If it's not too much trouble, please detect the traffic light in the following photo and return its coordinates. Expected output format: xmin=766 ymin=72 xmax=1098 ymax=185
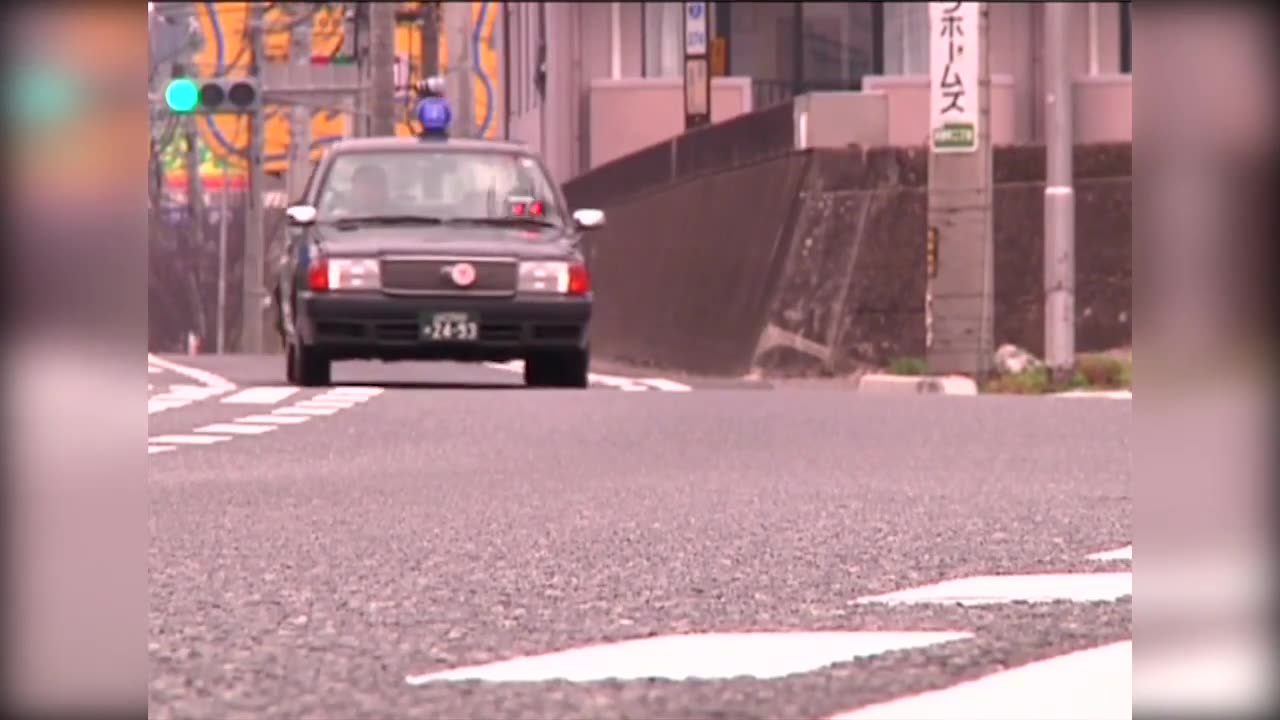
xmin=163 ymin=77 xmax=260 ymax=114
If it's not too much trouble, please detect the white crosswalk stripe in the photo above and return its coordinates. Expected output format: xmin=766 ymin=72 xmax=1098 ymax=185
xmin=149 ymin=386 xmax=386 ymax=456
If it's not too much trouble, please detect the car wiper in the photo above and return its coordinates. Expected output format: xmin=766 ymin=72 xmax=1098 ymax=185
xmin=449 ymin=216 xmax=560 ymax=229
xmin=332 ymin=215 xmax=446 ymax=229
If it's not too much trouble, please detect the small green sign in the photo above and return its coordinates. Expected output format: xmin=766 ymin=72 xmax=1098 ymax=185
xmin=933 ymin=122 xmax=976 ymax=150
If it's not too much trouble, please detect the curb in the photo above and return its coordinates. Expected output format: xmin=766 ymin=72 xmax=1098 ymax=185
xmin=857 ymin=374 xmax=979 ymax=396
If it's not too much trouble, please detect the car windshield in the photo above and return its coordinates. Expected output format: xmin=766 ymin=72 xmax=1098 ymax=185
xmin=314 ymin=149 xmax=565 ymax=226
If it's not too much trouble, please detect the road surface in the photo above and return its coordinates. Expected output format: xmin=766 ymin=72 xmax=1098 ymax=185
xmin=149 ymin=353 xmax=1132 ymax=720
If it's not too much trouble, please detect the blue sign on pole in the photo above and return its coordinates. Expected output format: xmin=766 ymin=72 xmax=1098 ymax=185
xmin=688 ymin=2 xmax=703 ymax=19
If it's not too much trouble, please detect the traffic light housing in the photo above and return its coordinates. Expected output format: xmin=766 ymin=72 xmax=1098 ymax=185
xmin=164 ymin=77 xmax=260 ymax=114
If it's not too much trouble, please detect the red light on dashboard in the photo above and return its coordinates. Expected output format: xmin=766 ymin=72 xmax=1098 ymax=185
xmin=307 ymin=257 xmax=329 ymax=291
xmin=528 ymin=201 xmax=544 ymax=216
xmin=567 ymin=262 xmax=590 ymax=295
xmin=511 ymin=202 xmax=526 ymax=216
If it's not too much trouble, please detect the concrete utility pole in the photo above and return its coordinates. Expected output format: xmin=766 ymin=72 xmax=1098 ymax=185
xmin=241 ymin=1 xmax=268 ymax=353
xmin=183 ymin=115 xmax=208 ymax=345
xmin=287 ymin=2 xmax=312 ymax=202
xmin=369 ymin=2 xmax=398 ymax=136
xmin=443 ymin=1 xmax=475 ymax=137
xmin=925 ymin=2 xmax=995 ymax=379
xmin=1043 ymin=2 xmax=1076 ymax=382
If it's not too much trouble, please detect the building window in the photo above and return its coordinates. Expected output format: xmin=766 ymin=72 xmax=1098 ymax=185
xmin=801 ymin=2 xmax=875 ymax=90
xmin=642 ymin=2 xmax=684 ymax=77
xmin=1119 ymin=1 xmax=1131 ymax=74
xmin=881 ymin=2 xmax=928 ymax=75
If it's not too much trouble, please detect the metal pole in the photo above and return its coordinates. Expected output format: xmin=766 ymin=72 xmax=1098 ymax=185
xmin=241 ymin=1 xmax=267 ymax=353
xmin=217 ymin=160 xmax=228 ymax=354
xmin=444 ymin=1 xmax=475 ymax=138
xmin=1044 ymin=1 xmax=1076 ymax=382
xmin=1086 ymin=3 xmax=1100 ymax=77
xmin=610 ymin=2 xmax=622 ymax=79
xmin=287 ymin=2 xmax=312 ymax=201
xmin=369 ymin=1 xmax=398 ymax=136
xmin=183 ymin=115 xmax=207 ymax=345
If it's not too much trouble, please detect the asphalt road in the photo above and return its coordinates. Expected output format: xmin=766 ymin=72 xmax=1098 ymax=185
xmin=149 ymin=354 xmax=1132 ymax=720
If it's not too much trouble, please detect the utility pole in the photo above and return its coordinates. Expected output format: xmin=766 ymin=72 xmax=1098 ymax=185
xmin=216 ymin=159 xmax=229 ymax=353
xmin=925 ymin=2 xmax=994 ymax=379
xmin=422 ymin=2 xmax=440 ymax=79
xmin=1044 ymin=2 xmax=1076 ymax=382
xmin=287 ymin=2 xmax=312 ymax=202
xmin=443 ymin=2 xmax=474 ymax=137
xmin=369 ymin=2 xmax=398 ymax=136
xmin=241 ymin=1 xmax=268 ymax=353
xmin=183 ymin=113 xmax=207 ymax=346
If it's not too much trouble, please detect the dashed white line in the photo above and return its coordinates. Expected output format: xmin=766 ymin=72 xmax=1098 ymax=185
xmin=194 ymin=423 xmax=278 ymax=436
xmin=220 ymin=386 xmax=301 ymax=405
xmin=271 ymin=406 xmax=342 ymax=416
xmin=148 ymin=445 xmax=177 ymax=455
xmin=149 ymin=434 xmax=231 ymax=446
xmin=237 ymin=414 xmax=311 ymax=425
xmin=829 ymin=641 xmax=1132 ymax=720
xmin=638 ymin=377 xmax=693 ymax=391
xmin=852 ymin=572 xmax=1133 ymax=606
xmin=1088 ymin=545 xmax=1133 ymax=562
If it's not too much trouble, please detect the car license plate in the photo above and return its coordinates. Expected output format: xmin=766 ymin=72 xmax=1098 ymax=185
xmin=421 ymin=312 xmax=479 ymax=341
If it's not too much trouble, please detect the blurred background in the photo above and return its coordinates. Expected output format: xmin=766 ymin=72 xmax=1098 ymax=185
xmin=2 ymin=1 xmax=1277 ymax=717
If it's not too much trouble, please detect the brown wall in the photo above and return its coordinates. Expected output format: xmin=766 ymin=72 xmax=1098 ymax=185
xmin=568 ymin=139 xmax=1131 ymax=377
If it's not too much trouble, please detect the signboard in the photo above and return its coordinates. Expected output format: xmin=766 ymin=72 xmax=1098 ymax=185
xmin=929 ymin=2 xmax=980 ymax=153
xmin=683 ymin=2 xmax=710 ymax=130
xmin=684 ymin=1 xmax=708 ymax=56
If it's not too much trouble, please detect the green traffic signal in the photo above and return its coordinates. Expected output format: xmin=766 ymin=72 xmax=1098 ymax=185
xmin=164 ymin=78 xmax=198 ymax=113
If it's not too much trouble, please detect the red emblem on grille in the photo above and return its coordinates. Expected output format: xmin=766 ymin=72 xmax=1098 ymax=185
xmin=449 ymin=262 xmax=477 ymax=287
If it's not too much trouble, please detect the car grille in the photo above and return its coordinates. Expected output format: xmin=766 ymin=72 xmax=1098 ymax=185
xmin=379 ymin=256 xmax=518 ymax=296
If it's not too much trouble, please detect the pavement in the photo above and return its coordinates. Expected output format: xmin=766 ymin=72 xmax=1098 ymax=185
xmin=149 ymin=353 xmax=1132 ymax=720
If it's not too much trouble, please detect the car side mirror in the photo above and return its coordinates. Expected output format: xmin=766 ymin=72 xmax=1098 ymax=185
xmin=286 ymin=205 xmax=317 ymax=226
xmin=572 ymin=208 xmax=606 ymax=231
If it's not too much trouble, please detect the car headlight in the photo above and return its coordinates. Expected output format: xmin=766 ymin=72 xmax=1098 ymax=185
xmin=517 ymin=261 xmax=590 ymax=295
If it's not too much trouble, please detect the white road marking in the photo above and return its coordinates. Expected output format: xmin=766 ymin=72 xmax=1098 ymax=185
xmin=149 ymin=434 xmax=231 ymax=445
xmin=638 ymin=377 xmax=693 ymax=391
xmin=482 ymin=361 xmax=688 ymax=391
xmin=329 ymin=386 xmax=385 ymax=396
xmin=1054 ymin=389 xmax=1133 ymax=400
xmin=237 ymin=414 xmax=311 ymax=425
xmin=405 ymin=631 xmax=971 ymax=685
xmin=272 ymin=406 xmax=341 ymax=416
xmin=312 ymin=392 xmax=373 ymax=403
xmin=853 ymin=572 xmax=1132 ymax=606
xmin=294 ymin=399 xmax=360 ymax=409
xmin=148 ymin=445 xmax=176 ymax=454
xmin=148 ymin=365 xmax=162 ymax=374
xmin=1088 ymin=545 xmax=1133 ymax=562
xmin=220 ymin=386 xmax=300 ymax=405
xmin=146 ymin=354 xmax=236 ymax=391
xmin=194 ymin=423 xmax=278 ymax=436
xmin=829 ymin=641 xmax=1132 ymax=720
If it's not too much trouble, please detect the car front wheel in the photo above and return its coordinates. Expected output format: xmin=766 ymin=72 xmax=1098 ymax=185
xmin=524 ymin=349 xmax=589 ymax=389
xmin=286 ymin=339 xmax=331 ymax=387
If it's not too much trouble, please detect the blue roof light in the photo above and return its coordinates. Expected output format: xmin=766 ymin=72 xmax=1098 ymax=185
xmin=415 ymin=96 xmax=451 ymax=139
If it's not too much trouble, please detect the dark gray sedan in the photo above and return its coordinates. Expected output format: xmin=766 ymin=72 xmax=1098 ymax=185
xmin=272 ymin=136 xmax=605 ymax=388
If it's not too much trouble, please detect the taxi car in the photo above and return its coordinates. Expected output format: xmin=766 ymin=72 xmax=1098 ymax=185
xmin=272 ymin=100 xmax=605 ymax=388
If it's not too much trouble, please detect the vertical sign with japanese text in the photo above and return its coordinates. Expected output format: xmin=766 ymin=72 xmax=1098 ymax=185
xmin=683 ymin=1 xmax=711 ymax=130
xmin=930 ymin=2 xmax=980 ymax=153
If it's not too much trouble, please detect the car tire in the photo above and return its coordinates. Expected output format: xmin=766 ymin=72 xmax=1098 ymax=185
xmin=287 ymin=339 xmax=331 ymax=387
xmin=524 ymin=348 xmax=589 ymax=389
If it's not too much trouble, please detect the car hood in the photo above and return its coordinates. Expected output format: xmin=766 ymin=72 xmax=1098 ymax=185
xmin=313 ymin=223 xmax=579 ymax=260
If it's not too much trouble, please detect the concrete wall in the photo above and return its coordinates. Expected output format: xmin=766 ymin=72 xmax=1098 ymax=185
xmin=587 ymin=78 xmax=755 ymax=169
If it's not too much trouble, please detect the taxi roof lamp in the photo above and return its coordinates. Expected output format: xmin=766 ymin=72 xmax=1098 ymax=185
xmin=415 ymin=96 xmax=452 ymax=140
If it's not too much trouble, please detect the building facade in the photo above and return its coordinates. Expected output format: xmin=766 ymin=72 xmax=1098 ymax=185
xmin=502 ymin=2 xmax=1133 ymax=181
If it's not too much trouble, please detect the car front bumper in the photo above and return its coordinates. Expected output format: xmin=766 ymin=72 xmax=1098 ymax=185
xmin=296 ymin=291 xmax=591 ymax=361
